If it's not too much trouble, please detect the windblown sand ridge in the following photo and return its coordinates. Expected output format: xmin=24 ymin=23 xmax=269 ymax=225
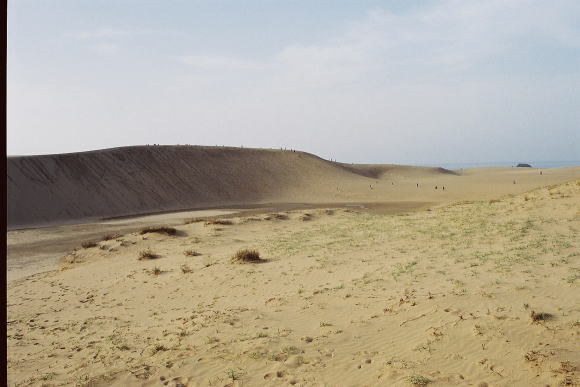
xmin=8 ymin=146 xmax=455 ymax=229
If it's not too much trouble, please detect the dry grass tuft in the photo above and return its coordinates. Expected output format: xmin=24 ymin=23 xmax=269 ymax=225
xmin=180 ymin=264 xmax=193 ymax=274
xmin=530 ymin=311 xmax=553 ymax=322
xmin=204 ymin=219 xmax=234 ymax=226
xmin=81 ymin=241 xmax=98 ymax=249
xmin=405 ymin=375 xmax=432 ymax=385
xmin=300 ymin=213 xmax=313 ymax=221
xmin=231 ymin=249 xmax=264 ymax=264
xmin=138 ymin=249 xmax=158 ymax=260
xmin=242 ymin=217 xmax=262 ymax=223
xmin=150 ymin=266 xmax=164 ymax=276
xmin=183 ymin=249 xmax=201 ymax=256
xmin=184 ymin=217 xmax=205 ymax=224
xmin=140 ymin=226 xmax=177 ymax=236
xmin=264 ymin=213 xmax=289 ymax=220
xmin=102 ymin=233 xmax=121 ymax=241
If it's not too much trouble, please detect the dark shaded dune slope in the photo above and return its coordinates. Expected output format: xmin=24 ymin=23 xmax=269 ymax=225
xmin=337 ymin=163 xmax=459 ymax=179
xmin=7 ymin=146 xmax=455 ymax=229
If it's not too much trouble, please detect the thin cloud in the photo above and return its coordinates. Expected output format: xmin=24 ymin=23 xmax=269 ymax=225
xmin=73 ymin=28 xmax=135 ymax=40
xmin=180 ymin=54 xmax=262 ymax=72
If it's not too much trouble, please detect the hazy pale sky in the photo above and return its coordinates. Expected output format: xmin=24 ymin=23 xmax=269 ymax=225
xmin=7 ymin=0 xmax=580 ymax=164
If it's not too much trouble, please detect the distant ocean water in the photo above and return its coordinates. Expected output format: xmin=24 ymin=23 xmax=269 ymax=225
xmin=411 ymin=161 xmax=580 ymax=170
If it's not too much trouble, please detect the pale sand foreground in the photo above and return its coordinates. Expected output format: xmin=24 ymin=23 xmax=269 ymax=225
xmin=7 ymin=181 xmax=579 ymax=386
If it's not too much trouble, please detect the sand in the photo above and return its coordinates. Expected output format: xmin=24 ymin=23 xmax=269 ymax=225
xmin=9 ymin=145 xmax=578 ymax=229
xmin=6 ymin=148 xmax=580 ymax=386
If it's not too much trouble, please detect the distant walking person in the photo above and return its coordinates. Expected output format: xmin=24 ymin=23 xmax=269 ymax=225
xmin=443 ymin=186 xmax=445 ymax=191
xmin=435 ymin=186 xmax=438 ymax=190
xmin=417 ymin=183 xmax=419 ymax=188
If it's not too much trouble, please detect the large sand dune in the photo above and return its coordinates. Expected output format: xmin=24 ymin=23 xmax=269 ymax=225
xmin=8 ymin=146 xmax=580 ymax=230
xmin=7 ymin=146 xmax=454 ymax=229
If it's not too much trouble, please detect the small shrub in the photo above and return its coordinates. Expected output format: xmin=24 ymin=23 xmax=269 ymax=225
xmin=180 ymin=264 xmax=193 ymax=274
xmin=242 ymin=217 xmax=262 ymax=222
xmin=140 ymin=226 xmax=177 ymax=236
xmin=405 ymin=375 xmax=432 ymax=386
xmin=139 ymin=249 xmax=158 ymax=260
xmin=150 ymin=266 xmax=164 ymax=275
xmin=183 ymin=249 xmax=201 ymax=256
xmin=152 ymin=344 xmax=167 ymax=353
xmin=231 ymin=249 xmax=264 ymax=264
xmin=184 ymin=217 xmax=207 ymax=224
xmin=215 ymin=219 xmax=234 ymax=225
xmin=300 ymin=213 xmax=313 ymax=221
xmin=102 ymin=233 xmax=121 ymax=241
xmin=324 ymin=209 xmax=335 ymax=215
xmin=530 ymin=311 xmax=552 ymax=322
xmin=204 ymin=219 xmax=233 ymax=226
xmin=264 ymin=213 xmax=288 ymax=220
xmin=226 ymin=368 xmax=244 ymax=381
xmin=81 ymin=241 xmax=98 ymax=249
xmin=206 ymin=336 xmax=220 ymax=344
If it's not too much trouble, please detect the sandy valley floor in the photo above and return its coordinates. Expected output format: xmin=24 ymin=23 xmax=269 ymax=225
xmin=7 ymin=177 xmax=580 ymax=386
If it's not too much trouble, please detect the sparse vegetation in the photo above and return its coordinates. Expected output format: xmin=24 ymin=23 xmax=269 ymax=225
xmin=264 ymin=213 xmax=289 ymax=220
xmin=226 ymin=368 xmax=244 ymax=381
xmin=392 ymin=260 xmax=418 ymax=280
xmin=150 ymin=266 xmax=164 ymax=276
xmin=102 ymin=233 xmax=121 ymax=241
xmin=81 ymin=241 xmax=98 ymax=249
xmin=530 ymin=311 xmax=553 ymax=322
xmin=231 ymin=249 xmax=264 ymax=264
xmin=184 ymin=217 xmax=206 ymax=224
xmin=138 ymin=248 xmax=158 ymax=260
xmin=9 ymin=180 xmax=580 ymax=387
xmin=206 ymin=336 xmax=220 ymax=344
xmin=152 ymin=344 xmax=167 ymax=353
xmin=242 ymin=216 xmax=262 ymax=222
xmin=204 ymin=219 xmax=233 ymax=226
xmin=405 ymin=375 xmax=432 ymax=386
xmin=140 ymin=226 xmax=177 ymax=236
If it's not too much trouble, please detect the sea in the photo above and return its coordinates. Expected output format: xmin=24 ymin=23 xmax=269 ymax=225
xmin=410 ymin=160 xmax=580 ymax=170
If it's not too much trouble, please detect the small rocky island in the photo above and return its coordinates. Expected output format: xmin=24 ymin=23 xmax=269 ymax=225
xmin=516 ymin=163 xmax=532 ymax=167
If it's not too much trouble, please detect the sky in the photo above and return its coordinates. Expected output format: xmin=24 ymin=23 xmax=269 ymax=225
xmin=7 ymin=0 xmax=580 ymax=164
